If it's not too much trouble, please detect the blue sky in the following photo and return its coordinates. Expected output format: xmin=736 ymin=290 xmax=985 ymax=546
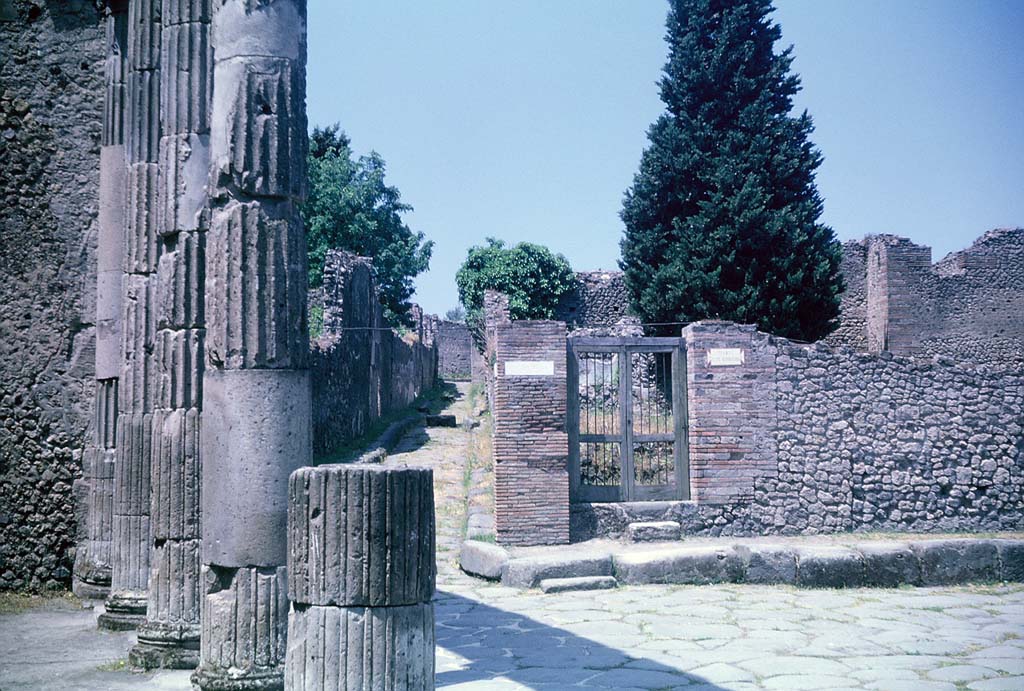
xmin=307 ymin=0 xmax=1024 ymax=315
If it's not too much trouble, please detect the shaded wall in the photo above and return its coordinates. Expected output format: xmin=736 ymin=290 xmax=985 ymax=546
xmin=0 ymin=1 xmax=104 ymax=591
xmin=309 ymin=251 xmax=437 ymax=459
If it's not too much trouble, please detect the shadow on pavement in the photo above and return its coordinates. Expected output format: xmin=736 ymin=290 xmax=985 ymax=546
xmin=434 ymin=590 xmax=727 ymax=690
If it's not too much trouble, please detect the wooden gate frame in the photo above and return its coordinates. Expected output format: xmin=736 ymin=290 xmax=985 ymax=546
xmin=567 ymin=337 xmax=690 ymax=502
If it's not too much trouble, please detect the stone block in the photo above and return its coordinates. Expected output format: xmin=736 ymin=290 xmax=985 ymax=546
xmin=734 ymin=543 xmax=798 ymax=584
xmin=795 ymin=546 xmax=865 ymax=588
xmin=614 ymin=545 xmax=744 ymax=586
xmin=120 ymin=274 xmax=157 ymax=413
xmin=202 ymin=369 xmax=311 ymax=567
xmin=288 ymin=463 xmax=435 ymax=607
xmin=459 ymin=540 xmax=509 ymax=581
xmin=285 ymin=603 xmax=434 ymax=691
xmin=994 ymin=540 xmax=1024 ymax=582
xmin=207 ymin=200 xmax=308 ymax=370
xmin=125 ymin=70 xmax=162 ymax=165
xmin=626 ymin=521 xmax=681 ymax=543
xmin=855 ymin=542 xmax=920 ymax=587
xmin=159 ymin=134 xmax=210 ymax=235
xmin=96 ymin=379 xmax=119 ymax=450
xmin=125 ymin=162 xmax=161 ymax=273
xmin=912 ymin=539 xmax=1000 ymax=586
xmin=114 ymin=411 xmax=154 ymax=517
xmin=98 ymin=145 xmax=127 ymax=273
xmin=196 ymin=565 xmax=288 ymax=688
xmin=163 ymin=0 xmax=212 ymax=27
xmin=144 ymin=538 xmax=201 ymax=629
xmin=210 ymin=56 xmax=307 ymax=201
xmin=111 ymin=514 xmax=151 ymax=593
xmin=161 ymin=21 xmax=212 ymax=136
xmin=424 ymin=413 xmax=456 ymax=427
xmin=156 ymin=229 xmax=205 ymax=330
xmin=502 ymin=553 xmax=613 ymax=589
xmin=213 ymin=0 xmax=306 ymax=63
xmin=96 ymin=270 xmax=123 ymax=380
xmin=151 ymin=407 xmax=201 ymax=540
xmin=155 ymin=329 xmax=204 ymax=410
xmin=127 ymin=0 xmax=161 ymax=72
xmin=539 ymin=576 xmax=617 ymax=593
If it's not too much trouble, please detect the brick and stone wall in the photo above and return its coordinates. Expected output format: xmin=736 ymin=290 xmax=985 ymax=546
xmin=492 ymin=320 xmax=570 ymax=545
xmin=828 ymin=229 xmax=1024 ymax=366
xmin=309 ymin=250 xmax=437 ymax=459
xmin=555 ymin=270 xmax=632 ymax=328
xmin=574 ymin=321 xmax=1023 ymax=540
xmin=436 ymin=320 xmax=472 ymax=381
xmin=0 ymin=1 xmax=105 ymax=591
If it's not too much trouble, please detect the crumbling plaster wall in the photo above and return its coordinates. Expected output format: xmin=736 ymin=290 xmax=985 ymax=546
xmin=0 ymin=1 xmax=104 ymax=591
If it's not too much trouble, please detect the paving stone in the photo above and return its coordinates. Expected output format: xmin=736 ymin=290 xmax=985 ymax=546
xmin=538 ymin=576 xmax=617 ymax=593
xmin=762 ymin=675 xmax=855 ymax=690
xmin=927 ymin=664 xmax=999 ymax=683
xmin=969 ymin=678 xmax=1024 ymax=691
xmin=740 ymin=655 xmax=852 ymax=677
xmin=866 ymin=681 xmax=958 ymax=691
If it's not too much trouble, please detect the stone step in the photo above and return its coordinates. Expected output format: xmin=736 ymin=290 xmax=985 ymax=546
xmin=539 ymin=576 xmax=618 ymax=594
xmin=626 ymin=520 xmax=681 ymax=543
xmin=425 ymin=414 xmax=457 ymax=427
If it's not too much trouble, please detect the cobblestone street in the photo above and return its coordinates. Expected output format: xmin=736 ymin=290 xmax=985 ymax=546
xmin=1 ymin=383 xmax=1022 ymax=691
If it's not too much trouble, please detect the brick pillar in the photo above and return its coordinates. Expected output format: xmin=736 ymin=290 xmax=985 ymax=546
xmin=865 ymin=235 xmax=932 ymax=356
xmin=682 ymin=321 xmax=778 ymax=504
xmin=100 ymin=0 xmax=163 ymax=632
xmin=75 ymin=0 xmax=128 ymax=602
xmin=493 ymin=320 xmax=570 ymax=545
xmin=193 ymin=1 xmax=310 ymax=688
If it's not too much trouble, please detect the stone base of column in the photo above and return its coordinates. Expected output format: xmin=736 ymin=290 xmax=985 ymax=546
xmin=97 ymin=591 xmax=147 ymax=631
xmin=285 ymin=603 xmax=435 ymax=690
xmin=129 ymin=622 xmax=200 ymax=670
xmin=190 ymin=668 xmax=285 ymax=691
xmin=73 ymin=576 xmax=111 ymax=601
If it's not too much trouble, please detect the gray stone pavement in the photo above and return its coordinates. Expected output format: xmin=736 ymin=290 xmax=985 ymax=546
xmin=2 ymin=382 xmax=1023 ymax=690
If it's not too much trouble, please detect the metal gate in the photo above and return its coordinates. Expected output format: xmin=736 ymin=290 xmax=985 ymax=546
xmin=567 ymin=337 xmax=689 ymax=502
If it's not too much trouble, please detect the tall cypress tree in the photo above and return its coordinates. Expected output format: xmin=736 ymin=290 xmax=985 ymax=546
xmin=620 ymin=0 xmax=842 ymax=341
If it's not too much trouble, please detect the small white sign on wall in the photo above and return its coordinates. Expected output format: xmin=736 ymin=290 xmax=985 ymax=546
xmin=504 ymin=360 xmax=555 ymax=376
xmin=707 ymin=348 xmax=745 ymax=367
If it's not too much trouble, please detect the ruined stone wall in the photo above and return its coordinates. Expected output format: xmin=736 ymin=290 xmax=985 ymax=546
xmin=310 ymin=250 xmax=437 ymax=458
xmin=828 ymin=229 xmax=1024 ymax=366
xmin=573 ymin=321 xmax=1023 ymax=540
xmin=436 ymin=320 xmax=472 ymax=381
xmin=555 ymin=270 xmax=642 ymax=337
xmin=0 ymin=1 xmax=105 ymax=591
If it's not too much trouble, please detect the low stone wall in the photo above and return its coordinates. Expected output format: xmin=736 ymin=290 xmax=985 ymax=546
xmin=309 ymin=251 xmax=437 ymax=459
xmin=573 ymin=321 xmax=1023 ymax=541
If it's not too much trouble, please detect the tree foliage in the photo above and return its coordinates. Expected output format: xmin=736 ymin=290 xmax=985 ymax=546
xmin=303 ymin=125 xmax=433 ymax=325
xmin=620 ymin=0 xmax=843 ymax=340
xmin=455 ymin=238 xmax=576 ymax=320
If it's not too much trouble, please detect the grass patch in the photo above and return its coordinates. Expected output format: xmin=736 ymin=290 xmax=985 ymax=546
xmin=468 ymin=533 xmax=496 ymax=544
xmin=0 ymin=591 xmax=79 ymax=615
xmin=96 ymin=658 xmax=128 ymax=673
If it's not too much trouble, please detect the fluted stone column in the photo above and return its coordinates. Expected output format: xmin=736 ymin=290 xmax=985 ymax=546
xmin=193 ymin=1 xmax=310 ymax=688
xmin=285 ymin=464 xmax=437 ymax=690
xmin=129 ymin=0 xmax=211 ymax=669
xmin=100 ymin=0 xmax=163 ymax=632
xmin=75 ymin=0 xmax=128 ymax=603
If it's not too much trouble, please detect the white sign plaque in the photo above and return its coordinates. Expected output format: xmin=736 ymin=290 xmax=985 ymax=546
xmin=707 ymin=348 xmax=745 ymax=367
xmin=504 ymin=360 xmax=555 ymax=376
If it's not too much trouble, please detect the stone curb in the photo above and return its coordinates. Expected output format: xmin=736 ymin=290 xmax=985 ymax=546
xmin=462 ymin=538 xmax=1024 ymax=590
xmin=356 ymin=414 xmax=421 ymax=464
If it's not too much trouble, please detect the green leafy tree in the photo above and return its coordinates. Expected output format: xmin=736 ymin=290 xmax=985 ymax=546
xmin=303 ymin=125 xmax=433 ymax=325
xmin=455 ymin=238 xmax=576 ymax=320
xmin=620 ymin=0 xmax=843 ymax=340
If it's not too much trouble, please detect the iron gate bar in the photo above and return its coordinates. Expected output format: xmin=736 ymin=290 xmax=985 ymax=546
xmin=567 ymin=337 xmax=690 ymax=503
